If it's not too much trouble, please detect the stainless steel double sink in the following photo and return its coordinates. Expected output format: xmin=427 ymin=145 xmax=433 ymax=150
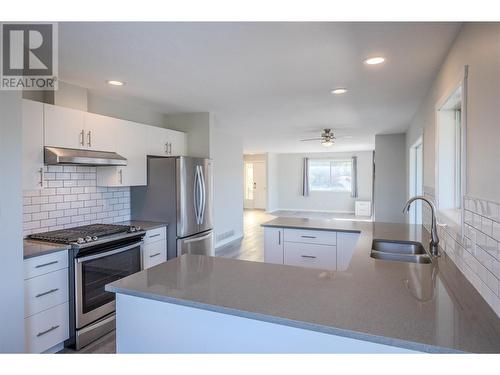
xmin=370 ymin=239 xmax=432 ymax=264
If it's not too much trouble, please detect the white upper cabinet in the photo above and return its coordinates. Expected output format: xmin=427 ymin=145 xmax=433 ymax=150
xmin=44 ymin=104 xmax=85 ymax=149
xmin=83 ymin=112 xmax=118 ymax=152
xmin=22 ymin=100 xmax=45 ymax=190
xmin=96 ymin=120 xmax=147 ymax=187
xmin=44 ymin=104 xmax=116 ymax=152
xmin=146 ymin=125 xmax=186 ymax=157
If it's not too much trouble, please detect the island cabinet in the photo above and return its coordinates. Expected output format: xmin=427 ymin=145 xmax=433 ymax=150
xmin=142 ymin=226 xmax=167 ymax=270
xmin=264 ymin=227 xmax=359 ymax=271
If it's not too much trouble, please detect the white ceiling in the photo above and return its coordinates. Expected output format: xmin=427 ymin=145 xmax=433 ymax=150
xmin=59 ymin=22 xmax=461 ymax=153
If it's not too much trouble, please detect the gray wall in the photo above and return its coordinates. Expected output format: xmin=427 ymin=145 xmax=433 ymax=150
xmin=374 ymin=134 xmax=407 ymax=223
xmin=0 ymin=92 xmax=24 ymax=352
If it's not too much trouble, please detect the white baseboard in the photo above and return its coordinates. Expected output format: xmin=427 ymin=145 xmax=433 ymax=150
xmin=215 ymin=234 xmax=244 ymax=249
xmin=269 ymin=208 xmax=356 ymax=215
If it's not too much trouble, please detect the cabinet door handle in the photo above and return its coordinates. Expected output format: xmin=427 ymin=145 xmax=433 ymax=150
xmin=35 ymin=288 xmax=59 ymax=298
xmin=301 ymin=255 xmax=317 ymax=259
xmin=168 ymin=142 xmax=172 ymax=155
xmin=149 ymin=252 xmax=161 ymax=258
xmin=35 ymin=260 xmax=58 ymax=269
xmin=80 ymin=130 xmax=85 ymax=146
xmin=301 ymin=235 xmax=316 ymax=239
xmin=278 ymin=231 xmax=281 ymax=245
xmin=148 ymin=233 xmax=161 ymax=238
xmin=87 ymin=131 xmax=92 ymax=147
xmin=119 ymin=169 xmax=123 ymax=184
xmin=165 ymin=143 xmax=168 ymax=154
xmin=36 ymin=325 xmax=60 ymax=337
xmin=39 ymin=168 xmax=44 ymax=187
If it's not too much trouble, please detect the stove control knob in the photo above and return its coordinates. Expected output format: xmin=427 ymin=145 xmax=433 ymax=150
xmin=92 ymin=236 xmax=98 ymax=241
xmin=85 ymin=236 xmax=93 ymax=243
xmin=77 ymin=238 xmax=85 ymax=244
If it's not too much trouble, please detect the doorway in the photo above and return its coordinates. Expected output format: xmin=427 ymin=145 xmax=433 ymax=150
xmin=244 ymin=161 xmax=267 ymax=209
xmin=409 ymin=136 xmax=423 ymax=224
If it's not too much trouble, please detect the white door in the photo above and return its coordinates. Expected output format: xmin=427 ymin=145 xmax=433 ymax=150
xmin=22 ymin=100 xmax=45 ymax=190
xmin=253 ymin=162 xmax=266 ymax=209
xmin=44 ymin=104 xmax=85 ymax=149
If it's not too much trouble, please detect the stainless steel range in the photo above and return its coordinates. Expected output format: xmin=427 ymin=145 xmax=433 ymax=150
xmin=29 ymin=224 xmax=145 ymax=350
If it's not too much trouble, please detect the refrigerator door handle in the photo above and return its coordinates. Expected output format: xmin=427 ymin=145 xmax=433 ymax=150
xmin=193 ymin=166 xmax=200 ymax=225
xmin=199 ymin=165 xmax=206 ymax=224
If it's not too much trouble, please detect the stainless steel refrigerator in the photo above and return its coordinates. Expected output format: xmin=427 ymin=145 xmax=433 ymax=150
xmin=131 ymin=156 xmax=213 ymax=259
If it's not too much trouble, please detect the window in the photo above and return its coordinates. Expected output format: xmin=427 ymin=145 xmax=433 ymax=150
xmin=308 ymin=159 xmax=352 ymax=192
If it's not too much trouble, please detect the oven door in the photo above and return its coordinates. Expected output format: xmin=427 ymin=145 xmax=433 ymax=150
xmin=75 ymin=241 xmax=142 ymax=329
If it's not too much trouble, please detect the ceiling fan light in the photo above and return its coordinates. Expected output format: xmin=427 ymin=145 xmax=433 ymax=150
xmin=321 ymin=140 xmax=333 ymax=147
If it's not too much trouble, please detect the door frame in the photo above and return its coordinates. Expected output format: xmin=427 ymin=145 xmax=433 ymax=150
xmin=243 ymin=160 xmax=267 ymax=210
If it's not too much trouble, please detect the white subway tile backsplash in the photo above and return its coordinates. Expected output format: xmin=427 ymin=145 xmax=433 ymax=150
xmin=23 ymin=166 xmax=131 ymax=236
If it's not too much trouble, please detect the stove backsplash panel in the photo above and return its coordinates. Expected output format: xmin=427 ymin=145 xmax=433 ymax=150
xmin=23 ymin=166 xmax=131 ymax=237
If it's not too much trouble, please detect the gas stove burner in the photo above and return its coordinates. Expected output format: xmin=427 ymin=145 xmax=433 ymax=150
xmin=28 ymin=224 xmax=142 ymax=245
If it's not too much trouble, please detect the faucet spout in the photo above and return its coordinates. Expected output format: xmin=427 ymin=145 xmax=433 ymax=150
xmin=403 ymin=195 xmax=440 ymax=256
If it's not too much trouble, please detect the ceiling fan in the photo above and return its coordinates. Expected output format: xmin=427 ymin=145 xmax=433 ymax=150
xmin=300 ymin=128 xmax=351 ymax=147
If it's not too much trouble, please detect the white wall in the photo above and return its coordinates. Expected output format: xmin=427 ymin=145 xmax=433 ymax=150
xmin=406 ymin=23 xmax=500 ymax=203
xmin=0 ymin=92 xmax=24 ymax=352
xmin=271 ymin=151 xmax=373 ymax=213
xmin=211 ymin=128 xmax=244 ymax=247
xmin=374 ymin=134 xmax=407 ymax=223
xmin=266 ymin=153 xmax=279 ymax=213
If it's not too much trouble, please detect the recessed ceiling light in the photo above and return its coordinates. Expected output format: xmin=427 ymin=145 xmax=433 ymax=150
xmin=331 ymin=88 xmax=348 ymax=95
xmin=364 ymin=56 xmax=385 ymax=65
xmin=107 ymin=80 xmax=125 ymax=86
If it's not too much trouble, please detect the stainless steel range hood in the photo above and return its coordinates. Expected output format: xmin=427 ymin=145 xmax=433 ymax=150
xmin=44 ymin=147 xmax=127 ymax=166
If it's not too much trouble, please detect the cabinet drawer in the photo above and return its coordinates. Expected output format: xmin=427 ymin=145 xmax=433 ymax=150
xmin=24 ymin=251 xmax=68 ymax=280
xmin=25 ymin=302 xmax=69 ymax=353
xmin=24 ymin=268 xmax=69 ymax=318
xmin=284 ymin=242 xmax=336 ymax=270
xmin=284 ymin=229 xmax=337 ymax=246
xmin=143 ymin=226 xmax=167 ymax=245
xmin=143 ymin=239 xmax=167 ymax=269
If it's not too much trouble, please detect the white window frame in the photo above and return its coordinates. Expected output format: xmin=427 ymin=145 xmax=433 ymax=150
xmin=434 ymin=65 xmax=468 ymax=234
xmin=308 ymin=158 xmax=353 ymax=193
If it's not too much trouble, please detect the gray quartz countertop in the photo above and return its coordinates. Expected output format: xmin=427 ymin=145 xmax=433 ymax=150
xmin=116 ymin=220 xmax=168 ymax=231
xmin=106 ymin=220 xmax=500 ymax=353
xmin=23 ymin=239 xmax=69 ymax=259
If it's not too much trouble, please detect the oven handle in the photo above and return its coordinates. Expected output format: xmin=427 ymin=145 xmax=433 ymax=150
xmin=76 ymin=242 xmax=143 ymax=263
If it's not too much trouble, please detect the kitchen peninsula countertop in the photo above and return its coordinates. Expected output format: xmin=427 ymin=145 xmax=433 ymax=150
xmin=106 ymin=220 xmax=500 ymax=353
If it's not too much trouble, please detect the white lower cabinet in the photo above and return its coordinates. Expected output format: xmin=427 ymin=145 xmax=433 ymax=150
xmin=284 ymin=242 xmax=337 ymax=270
xmin=24 ymin=250 xmax=69 ymax=353
xmin=264 ymin=227 xmax=284 ymax=264
xmin=264 ymin=227 xmax=359 ymax=271
xmin=25 ymin=302 xmax=69 ymax=354
xmin=142 ymin=226 xmax=168 ymax=269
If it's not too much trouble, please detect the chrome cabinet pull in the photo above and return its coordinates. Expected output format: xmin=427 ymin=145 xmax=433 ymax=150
xmin=119 ymin=169 xmax=123 ymax=184
xmin=301 ymin=255 xmax=317 ymax=259
xmin=149 ymin=252 xmax=161 ymax=258
xmin=35 ymin=288 xmax=59 ymax=298
xmin=148 ymin=233 xmax=161 ymax=238
xmin=36 ymin=325 xmax=59 ymax=337
xmin=278 ymin=231 xmax=281 ymax=245
xmin=79 ymin=129 xmax=85 ymax=146
xmin=165 ymin=143 xmax=168 ymax=154
xmin=87 ymin=131 xmax=92 ymax=147
xmin=35 ymin=260 xmax=58 ymax=269
xmin=301 ymin=235 xmax=316 ymax=239
xmin=39 ymin=168 xmax=44 ymax=187
xmin=168 ymin=142 xmax=172 ymax=155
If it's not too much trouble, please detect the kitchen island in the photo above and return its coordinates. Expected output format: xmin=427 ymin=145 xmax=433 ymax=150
xmin=106 ymin=220 xmax=500 ymax=353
